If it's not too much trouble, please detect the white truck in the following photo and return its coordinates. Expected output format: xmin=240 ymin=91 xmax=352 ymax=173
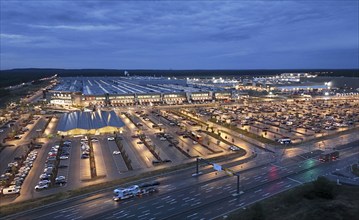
xmin=113 ymin=181 xmax=159 ymax=201
xmin=113 ymin=185 xmax=140 ymax=201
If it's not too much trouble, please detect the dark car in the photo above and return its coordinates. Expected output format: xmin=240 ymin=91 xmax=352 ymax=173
xmin=81 ymin=154 xmax=89 ymax=159
xmin=34 ymin=144 xmax=42 ymax=149
xmin=55 ymin=180 xmax=67 ymax=184
xmin=14 ymin=156 xmax=22 ymax=161
xmin=61 ymin=152 xmax=70 ymax=156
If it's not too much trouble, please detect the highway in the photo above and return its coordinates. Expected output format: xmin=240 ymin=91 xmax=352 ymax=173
xmin=4 ymin=141 xmax=358 ymax=220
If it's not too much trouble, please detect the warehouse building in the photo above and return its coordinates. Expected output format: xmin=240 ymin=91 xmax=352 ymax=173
xmin=57 ymin=110 xmax=125 ymax=135
xmin=46 ymin=76 xmax=234 ymax=107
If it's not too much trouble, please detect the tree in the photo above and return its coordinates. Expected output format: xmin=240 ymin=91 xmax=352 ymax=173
xmin=251 ymin=203 xmax=265 ymax=220
xmin=312 ymin=176 xmax=335 ymax=199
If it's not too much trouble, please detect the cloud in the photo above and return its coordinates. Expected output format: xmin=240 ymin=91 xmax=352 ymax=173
xmin=0 ymin=0 xmax=358 ymax=69
xmin=30 ymin=24 xmax=122 ymax=31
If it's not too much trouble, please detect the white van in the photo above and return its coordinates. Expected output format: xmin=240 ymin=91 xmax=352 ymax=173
xmin=2 ymin=187 xmax=20 ymax=195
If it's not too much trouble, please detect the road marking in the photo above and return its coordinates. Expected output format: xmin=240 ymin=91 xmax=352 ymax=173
xmin=229 ymin=198 xmax=237 ymax=203
xmin=263 ymin=192 xmax=270 ymax=197
xmin=88 ymin=203 xmax=97 ymax=208
xmin=254 ymin=189 xmax=262 ymax=193
xmin=187 ymin=213 xmax=198 ymax=218
xmin=271 ymin=164 xmax=286 ymax=169
xmin=238 ymin=202 xmax=245 ymax=207
xmin=287 ymin=177 xmax=303 ymax=184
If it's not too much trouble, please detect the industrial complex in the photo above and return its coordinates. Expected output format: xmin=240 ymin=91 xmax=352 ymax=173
xmin=44 ymin=75 xmax=334 ymax=107
xmin=45 ymin=76 xmax=234 ymax=106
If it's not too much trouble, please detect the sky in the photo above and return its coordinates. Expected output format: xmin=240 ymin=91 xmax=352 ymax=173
xmin=0 ymin=0 xmax=358 ymax=70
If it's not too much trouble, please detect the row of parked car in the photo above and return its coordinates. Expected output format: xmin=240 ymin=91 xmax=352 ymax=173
xmin=81 ymin=139 xmax=90 ymax=159
xmin=1 ymin=150 xmax=38 ymax=195
xmin=36 ymin=143 xmax=70 ymax=190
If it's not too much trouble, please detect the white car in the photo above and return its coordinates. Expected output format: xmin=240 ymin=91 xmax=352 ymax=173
xmin=35 ymin=183 xmax=49 ymax=190
xmin=91 ymin=138 xmax=99 ymax=142
xmin=107 ymin=137 xmax=115 ymax=141
xmin=193 ymin=141 xmax=198 ymax=144
xmin=229 ymin=146 xmax=241 ymax=151
xmin=59 ymin=156 xmax=69 ymax=160
xmin=0 ymin=129 xmax=4 ymax=133
xmin=39 ymin=180 xmax=50 ymax=185
xmin=55 ymin=176 xmax=66 ymax=181
xmin=160 ymin=137 xmax=167 ymax=141
xmin=113 ymin=151 xmax=121 ymax=155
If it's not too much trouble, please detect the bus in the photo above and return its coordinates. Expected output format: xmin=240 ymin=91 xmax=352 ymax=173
xmin=191 ymin=132 xmax=203 ymax=141
xmin=319 ymin=151 xmax=339 ymax=162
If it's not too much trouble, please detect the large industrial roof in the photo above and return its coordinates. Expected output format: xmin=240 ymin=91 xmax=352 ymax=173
xmin=51 ymin=76 xmax=225 ymax=95
xmin=57 ymin=110 xmax=125 ymax=131
xmin=52 ymin=77 xmax=192 ymax=95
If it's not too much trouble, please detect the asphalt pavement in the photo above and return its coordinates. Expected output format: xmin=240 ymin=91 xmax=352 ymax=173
xmin=3 ymin=140 xmax=358 ymax=220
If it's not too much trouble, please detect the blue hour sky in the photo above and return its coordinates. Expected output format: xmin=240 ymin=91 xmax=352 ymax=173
xmin=0 ymin=0 xmax=358 ymax=70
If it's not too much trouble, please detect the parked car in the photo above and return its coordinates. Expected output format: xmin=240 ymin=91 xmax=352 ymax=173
xmin=229 ymin=146 xmax=241 ymax=151
xmin=63 ymin=140 xmax=72 ymax=145
xmin=55 ymin=176 xmax=66 ymax=183
xmin=2 ymin=187 xmax=20 ymax=195
xmin=59 ymin=156 xmax=69 ymax=160
xmin=91 ymin=138 xmax=99 ymax=142
xmin=113 ymin=151 xmax=121 ymax=155
xmin=81 ymin=154 xmax=89 ymax=159
xmin=107 ymin=137 xmax=115 ymax=141
xmin=35 ymin=183 xmax=49 ymax=190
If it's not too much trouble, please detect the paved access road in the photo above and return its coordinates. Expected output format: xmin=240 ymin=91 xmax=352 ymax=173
xmin=4 ymin=141 xmax=358 ymax=220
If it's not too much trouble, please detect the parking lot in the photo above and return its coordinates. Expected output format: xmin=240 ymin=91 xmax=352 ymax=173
xmin=181 ymin=98 xmax=359 ymax=145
